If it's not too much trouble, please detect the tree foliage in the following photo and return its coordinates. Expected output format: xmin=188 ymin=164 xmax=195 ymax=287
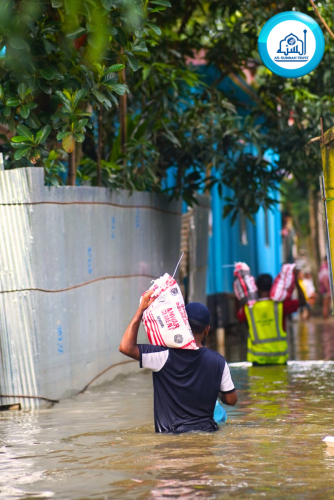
xmin=1 ymin=0 xmax=334 ymax=220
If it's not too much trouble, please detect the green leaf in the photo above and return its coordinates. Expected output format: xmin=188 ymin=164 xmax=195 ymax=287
xmin=105 ymin=26 xmax=117 ymax=35
xmin=101 ymin=160 xmax=122 ymax=171
xmin=19 ymin=105 xmax=31 ymax=119
xmin=18 ymin=83 xmax=27 ymax=101
xmin=115 ymin=27 xmax=127 ymax=48
xmin=57 ymin=130 xmax=71 ymax=140
xmin=105 ymin=64 xmax=125 ymax=73
xmin=43 ymin=38 xmax=53 ymax=55
xmin=16 ymin=124 xmax=34 ymax=141
xmin=55 ymin=90 xmax=73 ymax=112
xmin=102 ymin=72 xmax=118 ymax=83
xmin=66 ymin=27 xmax=86 ymax=40
xmin=127 ymin=54 xmax=140 ymax=72
xmin=92 ymin=89 xmax=111 ymax=109
xmin=28 ymin=112 xmax=41 ymax=129
xmin=87 ymin=34 xmax=100 ymax=49
xmin=101 ymin=0 xmax=114 ymax=8
xmin=35 ymin=125 xmax=52 ymax=145
xmin=73 ymin=118 xmax=88 ymax=132
xmin=149 ymin=6 xmax=166 ymax=13
xmin=142 ymin=67 xmax=151 ymax=80
xmin=73 ymin=88 xmax=87 ymax=109
xmin=146 ymin=22 xmax=161 ymax=36
xmin=150 ymin=0 xmax=171 ymax=5
xmin=14 ymin=145 xmax=32 ymax=160
xmin=51 ymin=0 xmax=63 ymax=7
xmin=0 ymin=84 xmax=3 ymax=100
xmin=107 ymin=83 xmax=128 ymax=95
xmin=25 ymin=103 xmax=37 ymax=110
xmin=132 ymin=42 xmax=149 ymax=53
xmin=3 ymin=106 xmax=11 ymax=117
xmin=72 ymin=132 xmax=85 ymax=142
xmin=40 ymin=83 xmax=52 ymax=95
xmin=8 ymin=37 xmax=30 ymax=51
xmin=39 ymin=67 xmax=56 ymax=80
xmin=108 ymin=92 xmax=119 ymax=107
xmin=11 ymin=142 xmax=31 ymax=148
xmin=6 ymin=97 xmax=20 ymax=107
xmin=48 ymin=150 xmax=58 ymax=161
xmin=11 ymin=136 xmax=32 ymax=143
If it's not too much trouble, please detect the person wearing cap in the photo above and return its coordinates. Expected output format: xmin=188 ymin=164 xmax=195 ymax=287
xmin=237 ymin=271 xmax=306 ymax=365
xmin=119 ymin=292 xmax=237 ymax=433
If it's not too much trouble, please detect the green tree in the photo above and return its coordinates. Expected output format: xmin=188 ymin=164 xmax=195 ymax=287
xmin=0 ymin=0 xmax=164 ymax=185
xmin=2 ymin=0 xmax=334 ymax=224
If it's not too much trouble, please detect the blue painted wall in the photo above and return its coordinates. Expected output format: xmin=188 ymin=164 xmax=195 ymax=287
xmin=207 ymin=183 xmax=282 ymax=294
xmin=163 ymin=66 xmax=282 ymax=294
xmin=201 ymin=69 xmax=282 ymax=294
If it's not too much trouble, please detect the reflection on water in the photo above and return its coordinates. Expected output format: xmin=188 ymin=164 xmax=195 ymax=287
xmin=290 ymin=317 xmax=334 ymax=361
xmin=1 ymin=360 xmax=334 ymax=500
xmin=213 ymin=317 xmax=334 ymax=363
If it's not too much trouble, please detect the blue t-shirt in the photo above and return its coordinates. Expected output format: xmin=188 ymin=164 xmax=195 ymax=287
xmin=138 ymin=344 xmax=236 ymax=433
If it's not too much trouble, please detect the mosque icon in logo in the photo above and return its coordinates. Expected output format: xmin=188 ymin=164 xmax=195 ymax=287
xmin=277 ymin=30 xmax=307 ymax=56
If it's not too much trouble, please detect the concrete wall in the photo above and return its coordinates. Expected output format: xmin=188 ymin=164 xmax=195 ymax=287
xmin=0 ymin=168 xmax=181 ymax=408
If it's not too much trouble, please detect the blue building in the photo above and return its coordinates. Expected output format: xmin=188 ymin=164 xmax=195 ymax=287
xmin=204 ymin=71 xmax=282 ymax=298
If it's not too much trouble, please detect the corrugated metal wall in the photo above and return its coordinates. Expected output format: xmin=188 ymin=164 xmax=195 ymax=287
xmin=0 ymin=168 xmax=181 ymax=408
xmin=188 ymin=196 xmax=210 ymax=304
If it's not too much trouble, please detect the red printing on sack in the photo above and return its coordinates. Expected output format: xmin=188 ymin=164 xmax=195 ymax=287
xmin=176 ymin=301 xmax=188 ymax=325
xmin=161 ymin=307 xmax=180 ymax=331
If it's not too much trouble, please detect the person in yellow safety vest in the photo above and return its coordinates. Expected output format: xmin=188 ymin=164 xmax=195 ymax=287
xmin=237 ymin=271 xmax=306 ymax=365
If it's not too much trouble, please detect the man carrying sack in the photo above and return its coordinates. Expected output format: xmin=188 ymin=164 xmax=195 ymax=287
xmin=237 ymin=270 xmax=306 ymax=365
xmin=119 ymin=291 xmax=237 ymax=433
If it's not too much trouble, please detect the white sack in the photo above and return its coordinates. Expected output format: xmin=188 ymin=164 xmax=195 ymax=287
xmin=141 ymin=273 xmax=198 ymax=350
xmin=233 ymin=262 xmax=258 ymax=306
xmin=270 ymin=263 xmax=296 ymax=302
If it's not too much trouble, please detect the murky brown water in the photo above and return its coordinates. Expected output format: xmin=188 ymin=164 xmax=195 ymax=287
xmin=1 ymin=318 xmax=334 ymax=500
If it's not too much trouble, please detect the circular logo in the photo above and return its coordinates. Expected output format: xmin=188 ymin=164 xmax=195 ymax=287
xmin=170 ymin=287 xmax=179 ymax=296
xmin=258 ymin=11 xmax=325 ymax=78
xmin=174 ymin=334 xmax=183 ymax=344
xmin=158 ymin=294 xmax=166 ymax=303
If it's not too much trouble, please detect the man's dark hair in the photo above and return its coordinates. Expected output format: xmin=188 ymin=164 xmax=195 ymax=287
xmin=256 ymin=273 xmax=273 ymax=292
xmin=188 ymin=319 xmax=208 ymax=335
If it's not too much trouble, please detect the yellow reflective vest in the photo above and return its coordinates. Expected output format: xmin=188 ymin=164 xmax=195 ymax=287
xmin=245 ymin=299 xmax=288 ymax=365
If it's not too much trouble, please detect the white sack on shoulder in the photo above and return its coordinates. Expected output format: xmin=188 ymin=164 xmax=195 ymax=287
xmin=270 ymin=263 xmax=296 ymax=302
xmin=141 ymin=273 xmax=198 ymax=350
xmin=233 ymin=262 xmax=258 ymax=306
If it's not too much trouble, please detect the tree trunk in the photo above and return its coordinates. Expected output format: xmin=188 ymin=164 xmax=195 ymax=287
xmin=119 ymin=50 xmax=127 ymax=157
xmin=68 ymin=149 xmax=76 ymax=186
xmin=97 ymin=105 xmax=103 ymax=187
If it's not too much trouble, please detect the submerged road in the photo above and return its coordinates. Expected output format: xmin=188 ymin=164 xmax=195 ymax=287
xmin=1 ymin=318 xmax=334 ymax=499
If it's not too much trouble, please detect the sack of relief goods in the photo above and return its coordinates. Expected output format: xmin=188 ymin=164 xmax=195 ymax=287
xmin=270 ymin=263 xmax=296 ymax=302
xmin=233 ymin=262 xmax=258 ymax=306
xmin=141 ymin=273 xmax=198 ymax=350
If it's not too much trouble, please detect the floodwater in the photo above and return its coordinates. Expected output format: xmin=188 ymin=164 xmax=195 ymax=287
xmin=1 ymin=318 xmax=334 ymax=500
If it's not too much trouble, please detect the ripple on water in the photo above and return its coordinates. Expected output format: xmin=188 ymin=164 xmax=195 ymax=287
xmin=0 ymin=362 xmax=334 ymax=499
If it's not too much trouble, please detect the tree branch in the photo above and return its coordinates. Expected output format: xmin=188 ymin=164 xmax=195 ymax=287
xmin=309 ymin=0 xmax=334 ymax=40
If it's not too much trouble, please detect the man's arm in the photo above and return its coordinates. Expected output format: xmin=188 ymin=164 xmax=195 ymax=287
xmin=119 ymin=290 xmax=156 ymax=361
xmin=219 ymin=363 xmax=238 ymax=405
xmin=219 ymin=390 xmax=238 ymax=406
